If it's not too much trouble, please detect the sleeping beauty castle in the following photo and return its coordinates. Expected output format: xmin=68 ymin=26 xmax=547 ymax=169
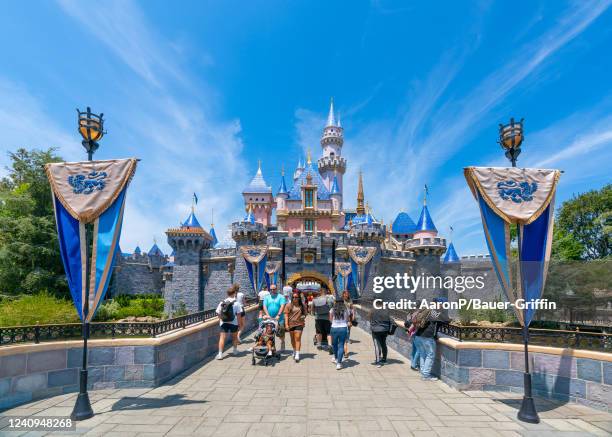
xmin=111 ymin=100 xmax=499 ymax=314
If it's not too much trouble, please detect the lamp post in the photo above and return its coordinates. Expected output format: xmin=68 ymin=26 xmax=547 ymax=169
xmin=71 ymin=107 xmax=105 ymax=421
xmin=77 ymin=107 xmax=105 ymax=161
xmin=499 ymin=118 xmax=539 ymax=424
xmin=498 ymin=117 xmax=523 ymax=168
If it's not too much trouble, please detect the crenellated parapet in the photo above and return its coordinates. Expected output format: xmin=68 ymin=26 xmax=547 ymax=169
xmin=404 ymin=236 xmax=447 ymax=256
xmin=348 ymin=222 xmax=386 ymax=243
xmin=317 ymin=155 xmax=347 ymax=175
xmin=231 ymin=221 xmax=266 ymax=245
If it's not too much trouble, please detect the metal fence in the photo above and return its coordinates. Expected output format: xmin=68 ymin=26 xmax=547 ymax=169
xmin=0 ymin=299 xmax=257 ymax=347
xmin=355 ymin=299 xmax=612 ymax=352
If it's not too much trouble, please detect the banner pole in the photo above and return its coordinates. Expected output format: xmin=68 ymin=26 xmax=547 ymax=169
xmin=71 ymin=163 xmax=94 ymax=421
xmin=517 ymin=224 xmax=539 ymax=423
xmin=281 ymin=238 xmax=286 ymax=287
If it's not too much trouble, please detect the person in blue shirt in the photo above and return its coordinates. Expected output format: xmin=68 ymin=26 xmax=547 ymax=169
xmin=263 ymin=285 xmax=287 ymax=351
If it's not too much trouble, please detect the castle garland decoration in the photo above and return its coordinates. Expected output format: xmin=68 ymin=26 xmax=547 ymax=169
xmin=347 ymin=246 xmax=377 ymax=265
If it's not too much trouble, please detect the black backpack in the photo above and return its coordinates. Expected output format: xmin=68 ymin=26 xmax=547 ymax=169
xmin=219 ymin=299 xmax=235 ymax=322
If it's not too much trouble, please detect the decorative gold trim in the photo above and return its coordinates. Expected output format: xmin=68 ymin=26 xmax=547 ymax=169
xmin=286 ymin=270 xmax=335 ymax=294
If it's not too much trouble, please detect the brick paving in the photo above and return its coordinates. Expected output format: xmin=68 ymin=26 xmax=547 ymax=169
xmin=1 ymin=321 xmax=610 ymax=436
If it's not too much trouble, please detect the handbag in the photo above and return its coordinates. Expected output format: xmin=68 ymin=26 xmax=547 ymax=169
xmin=388 ymin=322 xmax=398 ymax=335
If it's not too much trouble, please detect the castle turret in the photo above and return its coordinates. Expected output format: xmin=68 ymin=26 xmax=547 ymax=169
xmin=276 ymin=168 xmax=289 ymax=231
xmin=165 ymin=206 xmax=215 ymax=314
xmin=405 ymin=186 xmax=447 ymax=304
xmin=242 ymin=161 xmax=273 ymax=227
xmin=318 ymin=99 xmax=346 ymax=193
xmin=443 ymin=242 xmax=460 ymax=264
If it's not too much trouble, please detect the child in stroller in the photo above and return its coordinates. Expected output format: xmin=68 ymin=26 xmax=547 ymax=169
xmin=251 ymin=318 xmax=281 ymax=366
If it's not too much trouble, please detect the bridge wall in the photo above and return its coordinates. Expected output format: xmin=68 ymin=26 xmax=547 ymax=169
xmin=354 ymin=305 xmax=611 ymax=412
xmin=0 ymin=307 xmax=258 ymax=411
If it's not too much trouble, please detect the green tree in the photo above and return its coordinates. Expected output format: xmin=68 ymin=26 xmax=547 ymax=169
xmin=0 ymin=148 xmax=67 ymax=296
xmin=555 ymin=184 xmax=611 ymax=260
xmin=551 ymin=228 xmax=584 ymax=261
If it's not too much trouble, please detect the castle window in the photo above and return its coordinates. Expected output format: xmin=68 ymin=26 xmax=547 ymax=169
xmin=304 ymin=189 xmax=314 ymax=208
xmin=304 ymin=219 xmax=314 ymax=231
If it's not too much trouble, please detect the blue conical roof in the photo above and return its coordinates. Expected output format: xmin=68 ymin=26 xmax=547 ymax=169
xmin=209 ymin=226 xmax=218 ymax=247
xmin=134 ymin=246 xmax=141 ymax=255
xmin=148 ymin=243 xmax=164 ymax=257
xmin=392 ymin=212 xmax=416 ymax=235
xmin=416 ymin=205 xmax=437 ymax=232
xmin=444 ymin=242 xmax=460 ymax=263
xmin=244 ymin=209 xmax=255 ymax=224
xmin=277 ymin=173 xmax=288 ymax=195
xmin=182 ymin=210 xmax=202 ymax=228
xmin=288 ymin=161 xmax=331 ymax=200
xmin=330 ymin=175 xmax=340 ymax=195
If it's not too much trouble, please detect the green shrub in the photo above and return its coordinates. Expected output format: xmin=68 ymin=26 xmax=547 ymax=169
xmin=0 ymin=292 xmax=79 ymax=326
xmin=94 ymin=300 xmax=120 ymax=321
xmin=114 ymin=294 xmax=132 ymax=308
xmin=458 ymin=306 xmax=478 ymax=325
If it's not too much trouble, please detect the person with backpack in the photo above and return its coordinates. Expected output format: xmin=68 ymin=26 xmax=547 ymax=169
xmin=369 ymin=306 xmax=392 ymax=368
xmin=215 ymin=286 xmax=244 ymax=360
xmin=329 ymin=300 xmax=351 ymax=370
xmin=309 ymin=286 xmax=335 ymax=353
xmin=410 ymin=300 xmax=448 ymax=380
xmin=284 ymin=290 xmax=307 ymax=362
xmin=263 ymin=285 xmax=287 ymax=351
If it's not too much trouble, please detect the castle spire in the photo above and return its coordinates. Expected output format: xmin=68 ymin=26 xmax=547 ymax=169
xmin=326 ymin=98 xmax=335 ymax=127
xmin=423 ymin=184 xmax=428 ymax=206
xmin=356 ymin=170 xmax=365 ymax=215
xmin=307 ymin=149 xmax=312 ymax=165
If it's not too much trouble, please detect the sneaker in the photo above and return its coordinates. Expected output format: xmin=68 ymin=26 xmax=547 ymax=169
xmin=410 ymin=366 xmax=419 ymax=371
xmin=232 ymin=346 xmax=238 ymax=355
xmin=267 ymin=350 xmax=273 ymax=357
xmin=216 ymin=352 xmax=223 ymax=360
xmin=295 ymin=353 xmax=300 ymax=363
xmin=331 ymin=357 xmax=336 ymax=363
xmin=376 ymin=362 xmax=383 ymax=368
xmin=336 ymin=363 xmax=342 ymax=370
xmin=421 ymin=376 xmax=438 ymax=381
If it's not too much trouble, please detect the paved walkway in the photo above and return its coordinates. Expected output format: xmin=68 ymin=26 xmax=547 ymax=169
xmin=1 ymin=320 xmax=611 ymax=436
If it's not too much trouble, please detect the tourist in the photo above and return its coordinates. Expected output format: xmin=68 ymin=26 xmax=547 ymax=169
xmin=258 ymin=284 xmax=271 ymax=321
xmin=411 ymin=301 xmax=448 ymax=380
xmin=341 ymin=290 xmax=355 ymax=359
xmin=369 ymin=306 xmax=391 ymax=367
xmin=405 ymin=310 xmax=421 ymax=371
xmin=329 ymin=300 xmax=351 ymax=370
xmin=284 ymin=290 xmax=307 ymax=362
xmin=215 ymin=286 xmax=244 ymax=360
xmin=234 ymin=284 xmax=246 ymax=341
xmin=310 ymin=286 xmax=335 ymax=353
xmin=263 ymin=284 xmax=287 ymax=351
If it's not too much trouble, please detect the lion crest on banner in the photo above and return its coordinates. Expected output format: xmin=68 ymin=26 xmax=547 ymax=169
xmin=335 ymin=262 xmax=352 ymax=277
xmin=265 ymin=261 xmax=280 ymax=274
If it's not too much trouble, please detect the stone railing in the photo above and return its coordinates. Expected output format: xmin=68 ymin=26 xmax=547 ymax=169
xmin=354 ymin=303 xmax=612 ymax=412
xmin=0 ymin=305 xmax=259 ymax=410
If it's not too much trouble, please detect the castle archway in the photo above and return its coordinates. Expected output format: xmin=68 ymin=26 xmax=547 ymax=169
xmin=286 ymin=270 xmax=335 ymax=294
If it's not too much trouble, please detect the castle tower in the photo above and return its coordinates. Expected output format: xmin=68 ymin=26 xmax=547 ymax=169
xmin=275 ymin=168 xmax=289 ymax=231
xmin=165 ymin=206 xmax=214 ymax=314
xmin=242 ymin=161 xmax=273 ymax=227
xmin=405 ymin=186 xmax=447 ymax=303
xmin=318 ymin=99 xmax=346 ymax=194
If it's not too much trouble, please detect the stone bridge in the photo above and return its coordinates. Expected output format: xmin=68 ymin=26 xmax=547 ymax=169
xmin=0 ymin=318 xmax=610 ymax=436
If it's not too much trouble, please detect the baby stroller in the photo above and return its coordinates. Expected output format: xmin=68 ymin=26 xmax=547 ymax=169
xmin=251 ymin=318 xmax=281 ymax=366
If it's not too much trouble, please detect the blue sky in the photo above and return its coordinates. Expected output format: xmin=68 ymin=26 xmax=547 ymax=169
xmin=1 ymin=1 xmax=611 ymax=255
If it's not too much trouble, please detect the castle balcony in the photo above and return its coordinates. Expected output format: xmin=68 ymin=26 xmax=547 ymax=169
xmin=404 ymin=236 xmax=447 ymax=255
xmin=201 ymin=248 xmax=237 ymax=260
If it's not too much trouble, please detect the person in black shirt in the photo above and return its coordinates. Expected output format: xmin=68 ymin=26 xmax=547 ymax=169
xmin=370 ymin=307 xmax=391 ymax=368
xmin=411 ymin=302 xmax=448 ymax=380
